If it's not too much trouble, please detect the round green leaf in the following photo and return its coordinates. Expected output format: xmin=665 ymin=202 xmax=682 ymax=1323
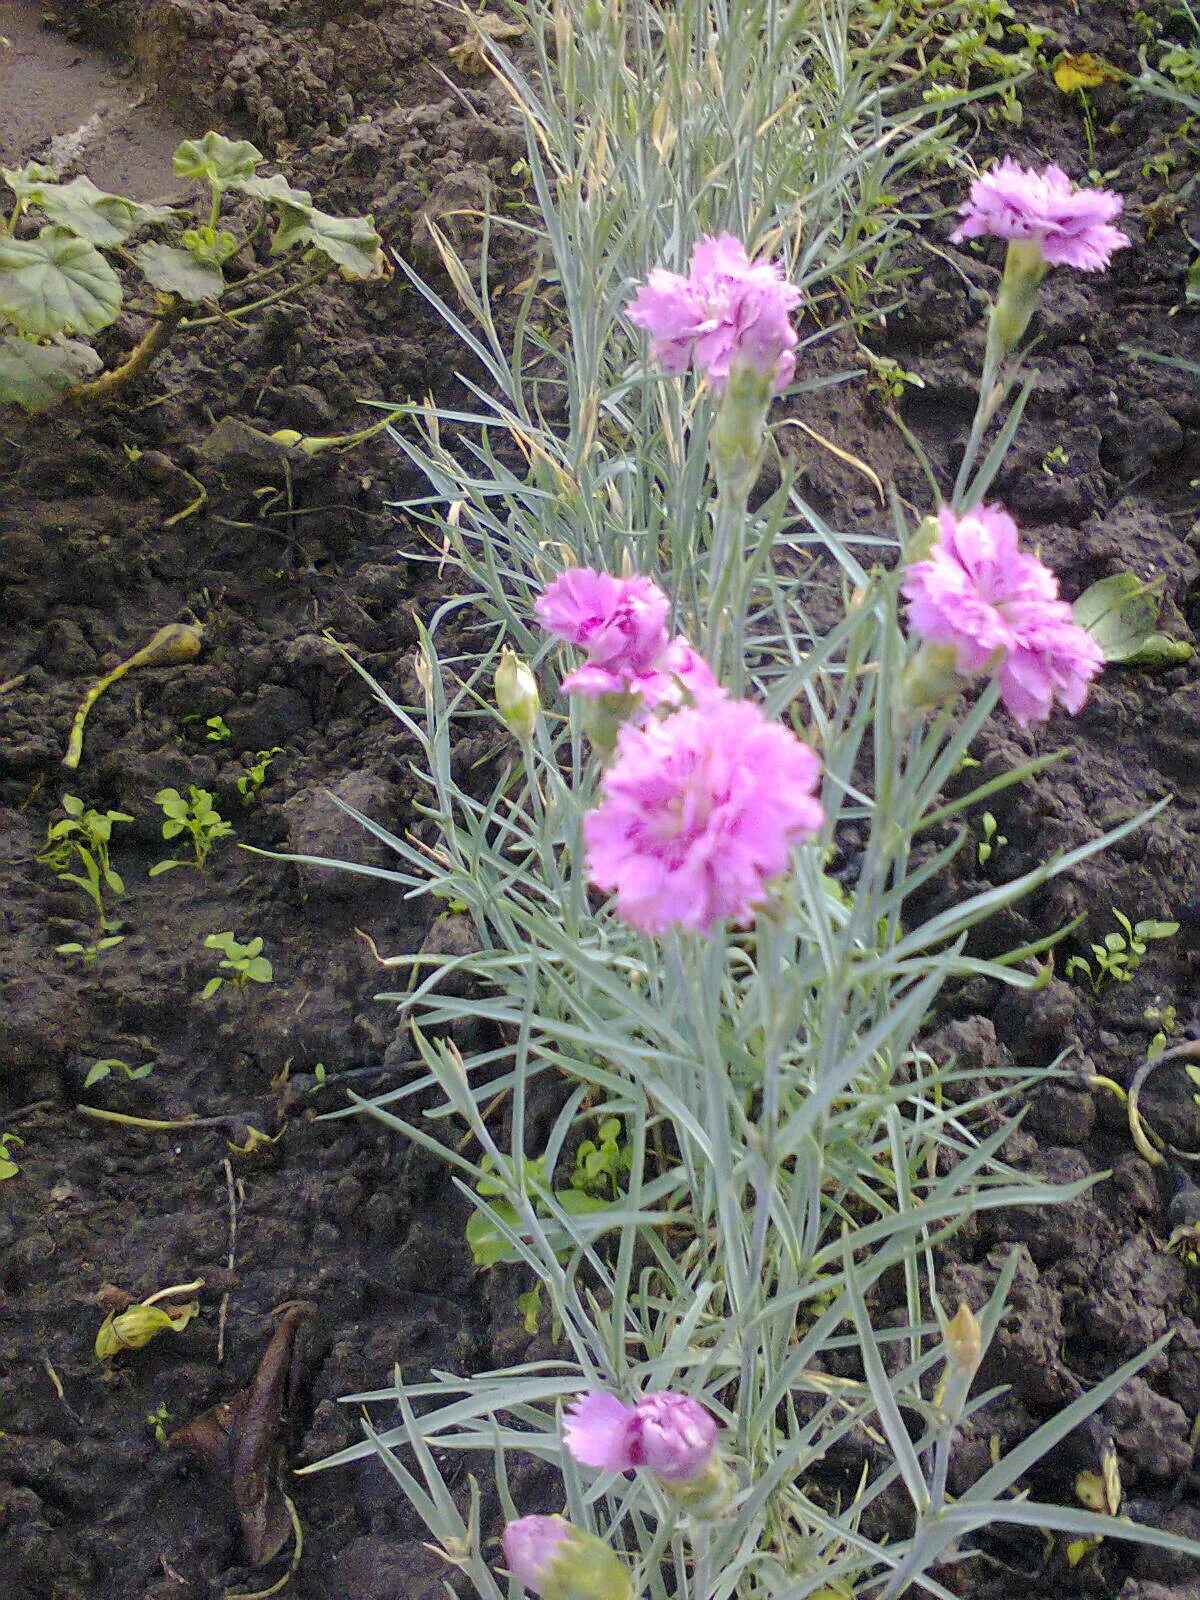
xmin=271 ymin=205 xmax=382 ymax=278
xmin=0 ymin=227 xmax=122 ymax=336
xmin=26 ymin=175 xmax=174 ymax=246
xmin=173 ymin=132 xmax=263 ymax=188
xmin=135 ymin=242 xmax=225 ymax=304
xmin=0 ymin=334 xmax=102 ymax=413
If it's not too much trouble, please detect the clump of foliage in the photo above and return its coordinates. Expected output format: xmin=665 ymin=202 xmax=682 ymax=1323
xmin=1065 ymin=910 xmax=1179 ymax=992
xmin=0 ymin=131 xmax=383 ymax=413
xmin=237 ymin=747 xmax=282 ymax=804
xmin=201 ymin=931 xmax=273 ymax=999
xmin=151 ymin=785 xmax=233 ymax=874
xmin=37 ymin=793 xmax=131 ymax=954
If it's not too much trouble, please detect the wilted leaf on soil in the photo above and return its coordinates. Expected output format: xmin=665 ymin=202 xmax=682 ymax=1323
xmin=0 ymin=334 xmax=101 ymax=412
xmin=448 ymin=11 xmax=524 ymax=75
xmin=0 ymin=227 xmax=122 ymax=336
xmin=233 ymin=171 xmax=314 ymax=228
xmin=1053 ymin=53 xmax=1121 ymax=92
xmin=168 ymin=1300 xmax=316 ymax=1567
xmin=95 ymin=1296 xmax=199 ymax=1361
xmin=1073 ymin=571 xmax=1192 ymax=666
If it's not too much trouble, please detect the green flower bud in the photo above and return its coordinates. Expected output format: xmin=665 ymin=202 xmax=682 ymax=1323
xmin=495 ymin=647 xmax=540 ymax=740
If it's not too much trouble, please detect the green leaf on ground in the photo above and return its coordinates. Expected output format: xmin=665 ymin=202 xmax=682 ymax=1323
xmin=271 ymin=205 xmax=382 ymax=277
xmin=0 ymin=333 xmax=102 ymax=411
xmin=20 ymin=175 xmax=173 ymax=245
xmin=0 ymin=227 xmax=122 ymax=336
xmin=135 ymin=242 xmax=225 ymax=303
xmin=234 ymin=171 xmax=314 ymax=226
xmin=173 ymin=131 xmax=263 ymax=188
xmin=1073 ymin=571 xmax=1191 ymax=665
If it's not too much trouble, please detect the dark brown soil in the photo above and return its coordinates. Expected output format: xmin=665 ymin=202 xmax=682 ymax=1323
xmin=1 ymin=4 xmax=1198 ymax=1599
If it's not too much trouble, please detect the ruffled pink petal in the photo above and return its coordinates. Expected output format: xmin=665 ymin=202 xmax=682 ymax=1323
xmin=563 ymin=1392 xmax=638 ymax=1472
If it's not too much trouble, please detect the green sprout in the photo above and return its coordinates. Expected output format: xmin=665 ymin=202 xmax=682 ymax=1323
xmin=1041 ymin=444 xmax=1070 ymax=474
xmin=150 ymin=786 xmax=233 ymax=874
xmin=863 ymin=349 xmax=925 ymax=401
xmin=570 ymin=1116 xmax=633 ymax=1199
xmin=976 ymin=811 xmax=1007 ymax=867
xmin=37 ymin=793 xmax=132 ymax=936
xmin=236 ymin=746 xmax=282 ymax=804
xmin=1065 ymin=910 xmax=1179 ymax=992
xmin=84 ymin=1057 xmax=155 ymax=1089
xmin=201 ymin=932 xmax=273 ymax=999
xmin=146 ymin=1401 xmax=172 ymax=1446
xmin=0 ymin=1132 xmax=24 ymax=1181
xmin=1144 ymin=1000 xmax=1180 ymax=1058
xmin=204 ymin=714 xmax=231 ymax=742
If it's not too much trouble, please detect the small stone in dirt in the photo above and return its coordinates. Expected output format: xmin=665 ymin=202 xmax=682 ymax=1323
xmin=1028 ymin=1082 xmax=1095 ymax=1146
xmin=331 ymin=1534 xmax=449 ymax=1600
xmin=992 ymin=976 xmax=1080 ymax=1065
xmin=1104 ymin=1375 xmax=1192 ymax=1481
xmin=278 ymin=384 xmax=335 ymax=433
xmin=282 ymin=769 xmax=395 ymax=900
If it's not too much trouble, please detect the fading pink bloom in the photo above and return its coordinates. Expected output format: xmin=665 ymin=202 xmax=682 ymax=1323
xmin=536 ymin=568 xmax=669 ymax=674
xmin=564 ymin=1391 xmax=719 ymax=1483
xmin=565 ymin=636 xmax=722 ymax=709
xmin=902 ymin=504 xmax=1104 ymax=726
xmin=626 ymin=233 xmax=801 ymax=393
xmin=538 ymin=568 xmax=720 ymax=713
xmin=951 ymin=159 xmax=1130 ymax=271
xmin=584 ymin=697 xmax=823 ymax=935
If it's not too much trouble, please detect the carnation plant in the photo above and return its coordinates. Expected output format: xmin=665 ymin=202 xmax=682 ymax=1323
xmin=291 ymin=2 xmax=1198 ymax=1596
xmin=0 ymin=131 xmax=382 ymax=413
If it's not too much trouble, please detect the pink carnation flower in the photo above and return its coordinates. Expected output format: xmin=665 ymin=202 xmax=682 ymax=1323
xmin=536 ymin=568 xmax=669 ymax=674
xmin=537 ymin=568 xmax=720 ymax=711
xmin=951 ymin=159 xmax=1130 ymax=271
xmin=902 ymin=504 xmax=1104 ymax=726
xmin=626 ymin=233 xmax=801 ymax=393
xmin=564 ymin=1391 xmax=719 ymax=1483
xmin=583 ymin=696 xmax=824 ymax=935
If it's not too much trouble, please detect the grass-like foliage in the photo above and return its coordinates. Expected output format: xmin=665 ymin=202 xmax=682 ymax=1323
xmin=287 ymin=1 xmax=1198 ymax=1595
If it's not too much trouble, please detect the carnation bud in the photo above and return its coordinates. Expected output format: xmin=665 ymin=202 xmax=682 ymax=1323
xmin=993 ymin=238 xmax=1049 ymax=354
xmin=898 ymin=640 xmax=962 ymax=719
xmin=944 ymin=1301 xmax=982 ymax=1375
xmin=495 ymin=647 xmax=540 ymax=740
xmin=711 ymin=363 xmax=772 ymax=499
xmin=502 ymin=1516 xmax=634 ymax=1600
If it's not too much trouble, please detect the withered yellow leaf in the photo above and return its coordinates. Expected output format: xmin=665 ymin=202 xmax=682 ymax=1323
xmin=1053 ymin=53 xmax=1121 ymax=92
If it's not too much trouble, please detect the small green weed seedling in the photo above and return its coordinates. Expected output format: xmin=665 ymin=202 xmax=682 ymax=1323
xmin=150 ymin=786 xmax=233 ymax=874
xmin=236 ymin=747 xmax=282 ymax=804
xmin=146 ymin=1401 xmax=172 ymax=1446
xmin=205 ymin=714 xmax=231 ymax=742
xmin=84 ymin=1057 xmax=155 ymax=1089
xmin=863 ymin=349 xmax=925 ymax=401
xmin=201 ymin=932 xmax=273 ymax=999
xmin=1042 ymin=444 xmax=1069 ymax=473
xmin=1065 ymin=910 xmax=1179 ymax=992
xmin=0 ymin=1132 xmax=23 ymax=1181
xmin=1145 ymin=1000 xmax=1180 ymax=1057
xmin=465 ymin=1154 xmax=611 ymax=1268
xmin=976 ymin=811 xmax=1007 ymax=866
xmin=0 ymin=132 xmax=382 ymax=414
xmin=37 ymin=793 xmax=131 ymax=934
xmin=570 ymin=1116 xmax=633 ymax=1199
